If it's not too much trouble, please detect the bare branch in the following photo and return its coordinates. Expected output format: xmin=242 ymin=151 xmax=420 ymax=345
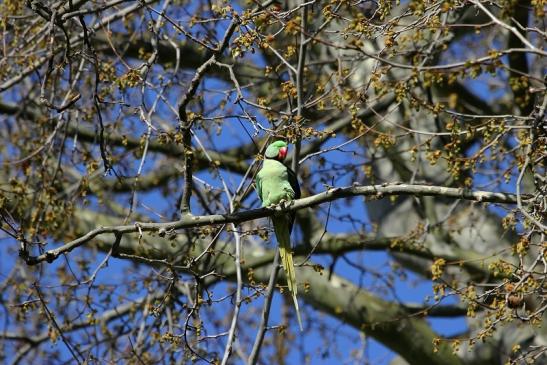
xmin=23 ymin=183 xmax=525 ymax=265
xmin=248 ymin=249 xmax=281 ymax=364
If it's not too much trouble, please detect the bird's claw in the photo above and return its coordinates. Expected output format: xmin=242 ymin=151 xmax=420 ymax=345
xmin=267 ymin=199 xmax=290 ymax=210
xmin=278 ymin=199 xmax=289 ymax=209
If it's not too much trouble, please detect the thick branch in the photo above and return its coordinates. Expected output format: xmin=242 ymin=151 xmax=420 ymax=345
xmin=23 ymin=183 xmax=524 ymax=265
xmin=75 ymin=211 xmax=467 ymax=365
xmin=249 ymin=262 xmax=465 ymax=365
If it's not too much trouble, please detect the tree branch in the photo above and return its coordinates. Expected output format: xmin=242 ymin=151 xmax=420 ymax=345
xmin=22 ymin=183 xmax=525 ymax=265
xmin=177 ymin=12 xmax=242 ymax=214
xmin=248 ymin=249 xmax=281 ymax=365
xmin=249 ymin=260 xmax=465 ymax=365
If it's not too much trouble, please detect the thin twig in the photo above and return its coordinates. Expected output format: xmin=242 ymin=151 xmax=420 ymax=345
xmin=34 ymin=284 xmax=84 ymax=364
xmin=220 ymin=225 xmax=243 ymax=365
xmin=291 ymin=0 xmax=308 ymax=174
xmin=248 ymin=249 xmax=281 ymax=365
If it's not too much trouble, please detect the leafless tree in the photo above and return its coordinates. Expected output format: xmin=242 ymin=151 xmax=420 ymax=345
xmin=0 ymin=0 xmax=545 ymax=364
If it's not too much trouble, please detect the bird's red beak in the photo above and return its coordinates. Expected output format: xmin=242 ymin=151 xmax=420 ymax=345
xmin=278 ymin=146 xmax=288 ymax=160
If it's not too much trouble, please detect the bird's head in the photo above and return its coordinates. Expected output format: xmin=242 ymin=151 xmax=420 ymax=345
xmin=264 ymin=140 xmax=288 ymax=161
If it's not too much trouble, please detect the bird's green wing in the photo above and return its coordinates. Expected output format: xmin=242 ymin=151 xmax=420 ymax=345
xmin=255 ymin=171 xmax=263 ymax=203
xmin=287 ymin=166 xmax=301 ymax=199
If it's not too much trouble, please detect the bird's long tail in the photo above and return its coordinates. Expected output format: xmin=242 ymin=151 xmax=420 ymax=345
xmin=273 ymin=216 xmax=303 ymax=331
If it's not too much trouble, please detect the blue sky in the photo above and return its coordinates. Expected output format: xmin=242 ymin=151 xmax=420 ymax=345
xmin=0 ymin=2 xmax=527 ymax=364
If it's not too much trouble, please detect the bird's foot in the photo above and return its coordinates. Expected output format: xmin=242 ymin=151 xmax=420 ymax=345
xmin=277 ymin=199 xmax=290 ymax=209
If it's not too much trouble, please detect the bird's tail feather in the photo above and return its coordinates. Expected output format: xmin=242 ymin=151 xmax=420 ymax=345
xmin=273 ymin=216 xmax=303 ymax=331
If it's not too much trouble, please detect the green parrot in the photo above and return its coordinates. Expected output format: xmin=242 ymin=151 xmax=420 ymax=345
xmin=255 ymin=140 xmax=303 ymax=331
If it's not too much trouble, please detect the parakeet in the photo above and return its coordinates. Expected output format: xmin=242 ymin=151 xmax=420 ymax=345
xmin=255 ymin=140 xmax=303 ymax=331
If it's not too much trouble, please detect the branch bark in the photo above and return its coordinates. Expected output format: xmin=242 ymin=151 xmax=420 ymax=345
xmin=22 ymin=183 xmax=524 ymax=265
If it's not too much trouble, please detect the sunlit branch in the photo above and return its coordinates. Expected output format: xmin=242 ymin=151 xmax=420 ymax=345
xmin=23 ymin=183 xmax=525 ymax=265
